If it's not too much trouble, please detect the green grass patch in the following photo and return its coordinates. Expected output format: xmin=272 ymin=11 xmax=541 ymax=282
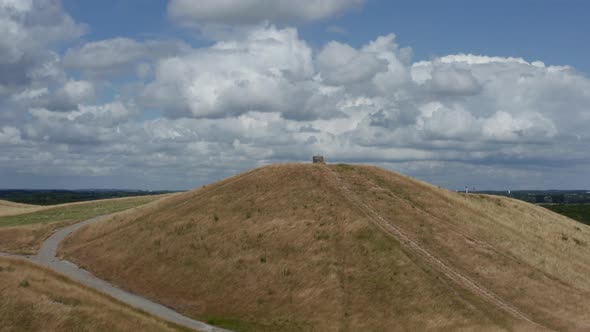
xmin=205 ymin=316 xmax=309 ymax=332
xmin=541 ymin=204 xmax=590 ymax=226
xmin=0 ymin=196 xmax=158 ymax=227
xmin=205 ymin=317 xmax=261 ymax=332
xmin=334 ymin=163 xmax=355 ymax=172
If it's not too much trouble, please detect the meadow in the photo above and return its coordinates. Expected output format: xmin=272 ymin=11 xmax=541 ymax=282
xmin=541 ymin=204 xmax=590 ymax=226
xmin=0 ymin=257 xmax=186 ymax=332
xmin=0 ymin=195 xmax=167 ymax=255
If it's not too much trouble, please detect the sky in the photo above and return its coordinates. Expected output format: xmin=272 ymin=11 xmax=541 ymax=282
xmin=1 ymin=0 xmax=589 ymax=191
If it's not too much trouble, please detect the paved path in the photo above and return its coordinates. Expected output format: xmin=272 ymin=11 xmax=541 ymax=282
xmin=1 ymin=215 xmax=230 ymax=332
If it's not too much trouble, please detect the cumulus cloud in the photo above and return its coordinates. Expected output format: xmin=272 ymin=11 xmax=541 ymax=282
xmin=142 ymin=24 xmax=324 ymax=119
xmin=426 ymin=65 xmax=481 ymax=95
xmin=63 ymin=37 xmax=191 ymax=76
xmin=0 ymin=0 xmax=83 ymax=65
xmin=317 ymin=41 xmax=388 ymax=85
xmin=10 ymin=79 xmax=95 ymax=111
xmin=2 ymin=2 xmax=590 ymax=190
xmin=168 ymin=0 xmax=365 ymax=25
xmin=26 ymin=101 xmax=136 ymax=145
xmin=0 ymin=126 xmax=23 ymax=145
xmin=0 ymin=0 xmax=83 ymax=97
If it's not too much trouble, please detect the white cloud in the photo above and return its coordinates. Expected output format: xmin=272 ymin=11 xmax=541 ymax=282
xmin=0 ymin=0 xmax=83 ymax=117
xmin=317 ymin=41 xmax=388 ymax=85
xmin=10 ymin=79 xmax=95 ymax=111
xmin=63 ymin=37 xmax=190 ymax=75
xmin=426 ymin=65 xmax=481 ymax=95
xmin=30 ymin=101 xmax=134 ymax=128
xmin=62 ymin=79 xmax=94 ymax=103
xmin=2 ymin=3 xmax=590 ymax=190
xmin=168 ymin=0 xmax=365 ymax=25
xmin=0 ymin=126 xmax=23 ymax=145
xmin=142 ymin=24 xmax=321 ymax=119
xmin=0 ymin=0 xmax=83 ymax=65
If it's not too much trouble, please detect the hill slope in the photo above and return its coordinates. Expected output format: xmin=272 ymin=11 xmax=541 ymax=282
xmin=61 ymin=164 xmax=590 ymax=331
xmin=0 ymin=257 xmax=185 ymax=331
xmin=0 ymin=195 xmax=166 ymax=255
xmin=0 ymin=199 xmax=41 ymax=217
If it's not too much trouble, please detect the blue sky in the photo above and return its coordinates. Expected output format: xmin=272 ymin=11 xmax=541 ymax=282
xmin=1 ymin=0 xmax=589 ymax=190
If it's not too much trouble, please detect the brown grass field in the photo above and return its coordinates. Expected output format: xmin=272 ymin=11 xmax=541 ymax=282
xmin=61 ymin=164 xmax=590 ymax=331
xmin=0 ymin=257 xmax=186 ymax=332
xmin=0 ymin=195 xmax=168 ymax=255
xmin=0 ymin=200 xmax=43 ymax=217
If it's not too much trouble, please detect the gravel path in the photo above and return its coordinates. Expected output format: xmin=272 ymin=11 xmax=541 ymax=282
xmin=1 ymin=215 xmax=230 ymax=332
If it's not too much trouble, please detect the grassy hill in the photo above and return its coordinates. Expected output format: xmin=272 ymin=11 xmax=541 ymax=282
xmin=0 ymin=195 xmax=168 ymax=255
xmin=61 ymin=164 xmax=590 ymax=331
xmin=0 ymin=199 xmax=42 ymax=217
xmin=0 ymin=257 xmax=186 ymax=331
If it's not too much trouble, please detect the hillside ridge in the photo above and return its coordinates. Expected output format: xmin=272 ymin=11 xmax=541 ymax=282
xmin=61 ymin=163 xmax=590 ymax=331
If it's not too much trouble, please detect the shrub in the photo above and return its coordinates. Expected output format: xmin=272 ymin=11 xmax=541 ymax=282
xmin=573 ymin=238 xmax=586 ymax=246
xmin=19 ymin=279 xmax=30 ymax=288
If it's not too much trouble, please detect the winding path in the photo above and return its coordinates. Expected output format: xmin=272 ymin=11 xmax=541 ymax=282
xmin=1 ymin=215 xmax=229 ymax=332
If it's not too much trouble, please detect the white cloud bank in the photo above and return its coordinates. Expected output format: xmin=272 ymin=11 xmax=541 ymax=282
xmin=1 ymin=2 xmax=590 ymax=190
xmin=168 ymin=0 xmax=365 ymax=24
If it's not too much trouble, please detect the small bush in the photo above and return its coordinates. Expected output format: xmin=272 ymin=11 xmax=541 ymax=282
xmin=561 ymin=234 xmax=569 ymax=241
xmin=246 ymin=211 xmax=252 ymax=219
xmin=260 ymin=256 xmax=267 ymax=263
xmin=573 ymin=238 xmax=586 ymax=246
xmin=315 ymin=230 xmax=329 ymax=240
xmin=213 ymin=214 xmax=219 ymax=222
xmin=19 ymin=279 xmax=30 ymax=288
xmin=49 ymin=295 xmax=81 ymax=307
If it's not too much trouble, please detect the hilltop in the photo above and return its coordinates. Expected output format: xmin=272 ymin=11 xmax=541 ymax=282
xmin=61 ymin=164 xmax=590 ymax=331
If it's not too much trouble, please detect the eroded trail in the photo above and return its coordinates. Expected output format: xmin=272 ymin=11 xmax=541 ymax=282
xmin=1 ymin=215 xmax=229 ymax=332
xmin=323 ymin=165 xmax=553 ymax=331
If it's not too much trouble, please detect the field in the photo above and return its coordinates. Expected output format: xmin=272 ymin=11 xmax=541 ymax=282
xmin=541 ymin=204 xmax=590 ymax=226
xmin=0 ymin=200 xmax=42 ymax=217
xmin=0 ymin=189 xmax=177 ymax=206
xmin=61 ymin=163 xmax=590 ymax=331
xmin=0 ymin=195 xmax=168 ymax=255
xmin=0 ymin=257 xmax=185 ymax=332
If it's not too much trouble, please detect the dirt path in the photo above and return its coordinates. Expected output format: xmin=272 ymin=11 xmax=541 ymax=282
xmin=323 ymin=165 xmax=553 ymax=331
xmin=0 ymin=215 xmax=230 ymax=332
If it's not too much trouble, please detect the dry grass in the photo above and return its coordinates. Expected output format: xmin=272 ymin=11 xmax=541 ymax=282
xmin=61 ymin=164 xmax=540 ymax=331
xmin=343 ymin=165 xmax=590 ymax=330
xmin=0 ymin=195 xmax=170 ymax=255
xmin=0 ymin=257 xmax=186 ymax=332
xmin=0 ymin=200 xmax=43 ymax=217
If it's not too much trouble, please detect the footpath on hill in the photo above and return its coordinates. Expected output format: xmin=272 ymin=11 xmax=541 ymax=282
xmin=0 ymin=214 xmax=229 ymax=332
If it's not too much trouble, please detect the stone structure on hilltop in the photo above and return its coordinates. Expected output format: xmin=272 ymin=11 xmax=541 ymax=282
xmin=312 ymin=155 xmax=325 ymax=164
